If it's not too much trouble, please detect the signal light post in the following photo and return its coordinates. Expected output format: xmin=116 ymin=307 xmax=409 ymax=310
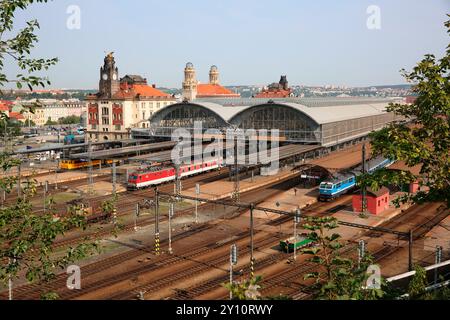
xmin=435 ymin=245 xmax=443 ymax=287
xmin=230 ymin=244 xmax=238 ymax=300
xmin=358 ymin=239 xmax=366 ymax=268
xmin=154 ymin=188 xmax=160 ymax=256
xmin=250 ymin=203 xmax=255 ymax=279
xmin=168 ymin=202 xmax=174 ymax=254
xmin=294 ymin=208 xmax=301 ymax=261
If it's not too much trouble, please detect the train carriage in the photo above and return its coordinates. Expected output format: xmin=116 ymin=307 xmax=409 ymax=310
xmin=127 ymin=159 xmax=221 ymax=190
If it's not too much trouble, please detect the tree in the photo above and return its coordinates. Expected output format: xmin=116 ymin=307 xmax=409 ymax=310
xmin=45 ymin=117 xmax=57 ymax=126
xmin=360 ymin=17 xmax=450 ymax=208
xmin=300 ymin=216 xmax=384 ymax=300
xmin=224 ymin=276 xmax=262 ymax=300
xmin=58 ymin=115 xmax=81 ymax=125
xmin=0 ymin=0 xmax=58 ymax=92
xmin=0 ymin=0 xmax=98 ymax=299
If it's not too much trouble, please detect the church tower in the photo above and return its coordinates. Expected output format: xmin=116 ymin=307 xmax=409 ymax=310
xmin=99 ymin=52 xmax=120 ymax=98
xmin=182 ymin=62 xmax=197 ymax=101
xmin=209 ymin=65 xmax=219 ymax=85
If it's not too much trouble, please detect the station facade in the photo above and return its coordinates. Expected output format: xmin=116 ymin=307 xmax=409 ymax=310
xmin=132 ymin=97 xmax=404 ymax=148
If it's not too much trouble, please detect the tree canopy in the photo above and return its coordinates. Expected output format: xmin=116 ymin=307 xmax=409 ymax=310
xmin=360 ymin=17 xmax=450 ymax=208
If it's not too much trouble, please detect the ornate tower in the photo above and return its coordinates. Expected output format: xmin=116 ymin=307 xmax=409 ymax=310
xmin=99 ymin=52 xmax=120 ymax=98
xmin=209 ymin=65 xmax=219 ymax=85
xmin=279 ymin=75 xmax=289 ymax=91
xmin=182 ymin=62 xmax=197 ymax=101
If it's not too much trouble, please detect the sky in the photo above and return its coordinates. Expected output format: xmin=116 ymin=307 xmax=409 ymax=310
xmin=5 ymin=0 xmax=450 ymax=89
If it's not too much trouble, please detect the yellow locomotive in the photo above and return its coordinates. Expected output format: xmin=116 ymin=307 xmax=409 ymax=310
xmin=59 ymin=159 xmax=118 ymax=170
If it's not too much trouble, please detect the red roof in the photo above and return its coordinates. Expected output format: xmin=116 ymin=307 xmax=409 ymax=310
xmin=9 ymin=112 xmax=24 ymax=120
xmin=113 ymin=84 xmax=171 ymax=99
xmin=254 ymin=89 xmax=292 ymax=98
xmin=196 ymin=84 xmax=240 ymax=98
xmin=0 ymin=102 xmax=10 ymax=112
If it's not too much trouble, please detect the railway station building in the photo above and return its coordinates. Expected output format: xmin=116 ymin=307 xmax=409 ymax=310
xmin=132 ymin=97 xmax=405 ymax=148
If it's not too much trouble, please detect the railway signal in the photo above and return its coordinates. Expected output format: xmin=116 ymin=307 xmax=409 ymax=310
xmin=293 ymin=208 xmax=301 ymax=260
xmin=230 ymin=244 xmax=238 ymax=300
xmin=434 ymin=245 xmax=443 ymax=287
xmin=154 ymin=189 xmax=160 ymax=256
xmin=8 ymin=258 xmax=12 ymax=300
xmin=358 ymin=240 xmax=366 ymax=268
xmin=168 ymin=202 xmax=174 ymax=254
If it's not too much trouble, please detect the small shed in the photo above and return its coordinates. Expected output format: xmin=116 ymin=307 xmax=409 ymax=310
xmin=387 ymin=161 xmax=422 ymax=193
xmin=353 ymin=187 xmax=390 ymax=215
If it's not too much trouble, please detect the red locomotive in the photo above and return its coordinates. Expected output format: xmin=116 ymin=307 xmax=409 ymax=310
xmin=127 ymin=159 xmax=221 ymax=190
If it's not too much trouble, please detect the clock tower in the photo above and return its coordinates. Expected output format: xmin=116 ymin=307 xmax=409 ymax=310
xmin=99 ymin=52 xmax=120 ymax=98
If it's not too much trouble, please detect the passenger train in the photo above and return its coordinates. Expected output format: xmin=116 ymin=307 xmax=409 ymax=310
xmin=318 ymin=156 xmax=394 ymax=201
xmin=127 ymin=159 xmax=221 ymax=190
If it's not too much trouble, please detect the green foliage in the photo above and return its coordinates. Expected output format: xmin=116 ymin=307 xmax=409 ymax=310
xmin=0 ymin=119 xmax=22 ymax=137
xmin=407 ymin=265 xmax=432 ymax=300
xmin=0 ymin=0 xmax=58 ymax=92
xmin=223 ymin=275 xmax=262 ymax=300
xmin=45 ymin=117 xmax=58 ymax=126
xmin=0 ymin=1 xmax=99 ymax=299
xmin=0 ymin=165 xmax=99 ymax=288
xmin=301 ymin=216 xmax=385 ymax=300
xmin=360 ymin=17 xmax=450 ymax=207
xmin=58 ymin=115 xmax=81 ymax=125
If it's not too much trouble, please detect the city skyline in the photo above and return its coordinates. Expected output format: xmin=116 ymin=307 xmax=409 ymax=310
xmin=5 ymin=0 xmax=450 ymax=89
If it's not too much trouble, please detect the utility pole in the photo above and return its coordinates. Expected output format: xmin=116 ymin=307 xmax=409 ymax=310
xmin=174 ymin=164 xmax=181 ymax=197
xmin=232 ymin=135 xmax=240 ymax=203
xmin=43 ymin=180 xmax=48 ymax=213
xmin=55 ymin=159 xmax=59 ymax=190
xmin=408 ymin=230 xmax=413 ymax=271
xmin=17 ymin=164 xmax=21 ymax=198
xmin=168 ymin=202 xmax=174 ymax=254
xmin=154 ymin=188 xmax=160 ymax=255
xmin=361 ymin=143 xmax=367 ymax=213
xmin=88 ymin=140 xmax=93 ymax=195
xmin=195 ymin=183 xmax=200 ymax=224
xmin=250 ymin=203 xmax=255 ymax=279
xmin=134 ymin=203 xmax=139 ymax=231
xmin=294 ymin=208 xmax=301 ymax=261
xmin=230 ymin=244 xmax=238 ymax=300
xmin=112 ymin=162 xmax=116 ymax=196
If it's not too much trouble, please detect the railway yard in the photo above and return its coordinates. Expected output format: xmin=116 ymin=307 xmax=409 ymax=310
xmin=1 ymin=140 xmax=448 ymax=300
